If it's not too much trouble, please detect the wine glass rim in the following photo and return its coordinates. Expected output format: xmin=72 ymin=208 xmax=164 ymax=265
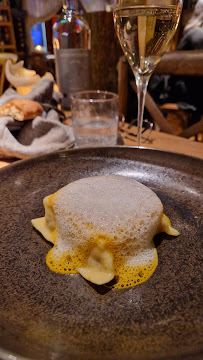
xmin=112 ymin=1 xmax=183 ymax=9
xmin=70 ymin=90 xmax=118 ymax=103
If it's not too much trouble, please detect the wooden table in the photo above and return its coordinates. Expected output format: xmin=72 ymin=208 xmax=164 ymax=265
xmin=0 ymin=127 xmax=202 ymax=169
xmin=120 ymin=125 xmax=203 ymax=159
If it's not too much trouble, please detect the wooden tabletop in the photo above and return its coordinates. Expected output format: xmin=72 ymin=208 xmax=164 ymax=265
xmin=0 ymin=126 xmax=202 ymax=169
xmin=121 ymin=125 xmax=203 ymax=159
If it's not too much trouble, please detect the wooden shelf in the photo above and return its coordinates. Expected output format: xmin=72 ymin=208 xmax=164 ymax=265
xmin=0 ymin=1 xmax=16 ymax=53
xmin=0 ymin=22 xmax=11 ymax=26
xmin=0 ymin=6 xmax=10 ymax=10
xmin=0 ymin=44 xmax=16 ymax=49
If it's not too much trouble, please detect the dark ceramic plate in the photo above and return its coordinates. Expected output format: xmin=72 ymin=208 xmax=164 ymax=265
xmin=0 ymin=147 xmax=202 ymax=360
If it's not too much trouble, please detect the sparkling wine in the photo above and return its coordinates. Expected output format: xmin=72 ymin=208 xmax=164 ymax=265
xmin=113 ymin=5 xmax=181 ymax=75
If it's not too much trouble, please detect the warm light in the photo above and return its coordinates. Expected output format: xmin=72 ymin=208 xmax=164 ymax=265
xmin=106 ymin=4 xmax=112 ymax=12
xmin=35 ymin=45 xmax=42 ymax=52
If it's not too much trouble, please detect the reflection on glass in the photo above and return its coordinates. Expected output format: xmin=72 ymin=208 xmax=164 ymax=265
xmin=113 ymin=0 xmax=182 ymax=146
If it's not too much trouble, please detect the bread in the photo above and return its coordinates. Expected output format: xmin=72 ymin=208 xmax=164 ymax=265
xmin=0 ymin=99 xmax=43 ymax=121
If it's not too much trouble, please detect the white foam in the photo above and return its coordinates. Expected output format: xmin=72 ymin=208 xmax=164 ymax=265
xmin=51 ymin=175 xmax=163 ymax=267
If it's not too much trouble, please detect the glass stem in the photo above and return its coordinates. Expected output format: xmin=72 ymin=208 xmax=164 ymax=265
xmin=135 ymin=73 xmax=150 ymax=147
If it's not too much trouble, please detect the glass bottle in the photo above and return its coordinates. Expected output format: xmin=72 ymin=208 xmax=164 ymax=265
xmin=53 ymin=0 xmax=91 ymax=110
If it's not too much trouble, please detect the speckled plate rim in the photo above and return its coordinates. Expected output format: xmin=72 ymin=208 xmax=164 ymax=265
xmin=0 ymin=146 xmax=202 ymax=175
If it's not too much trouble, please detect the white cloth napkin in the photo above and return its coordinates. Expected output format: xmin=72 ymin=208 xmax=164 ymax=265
xmin=0 ymin=110 xmax=75 ymax=159
xmin=0 ymin=78 xmax=75 ymax=159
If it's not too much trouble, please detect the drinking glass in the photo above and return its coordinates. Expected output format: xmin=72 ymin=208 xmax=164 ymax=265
xmin=71 ymin=90 xmax=118 ymax=147
xmin=113 ymin=0 xmax=182 ymax=146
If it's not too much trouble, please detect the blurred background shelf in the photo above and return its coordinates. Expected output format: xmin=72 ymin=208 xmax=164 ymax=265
xmin=0 ymin=0 xmax=16 ymax=52
xmin=0 ymin=22 xmax=11 ymax=26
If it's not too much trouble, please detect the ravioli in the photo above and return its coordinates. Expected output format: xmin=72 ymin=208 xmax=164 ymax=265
xmin=31 ymin=175 xmax=179 ymax=289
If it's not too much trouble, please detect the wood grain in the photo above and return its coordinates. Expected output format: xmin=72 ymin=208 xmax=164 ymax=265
xmin=121 ymin=124 xmax=203 ymax=159
xmin=155 ymin=50 xmax=203 ymax=76
xmin=86 ymin=11 xmax=122 ymax=92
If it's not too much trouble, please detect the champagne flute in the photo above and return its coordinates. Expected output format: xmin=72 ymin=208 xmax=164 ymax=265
xmin=113 ymin=0 xmax=182 ymax=146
